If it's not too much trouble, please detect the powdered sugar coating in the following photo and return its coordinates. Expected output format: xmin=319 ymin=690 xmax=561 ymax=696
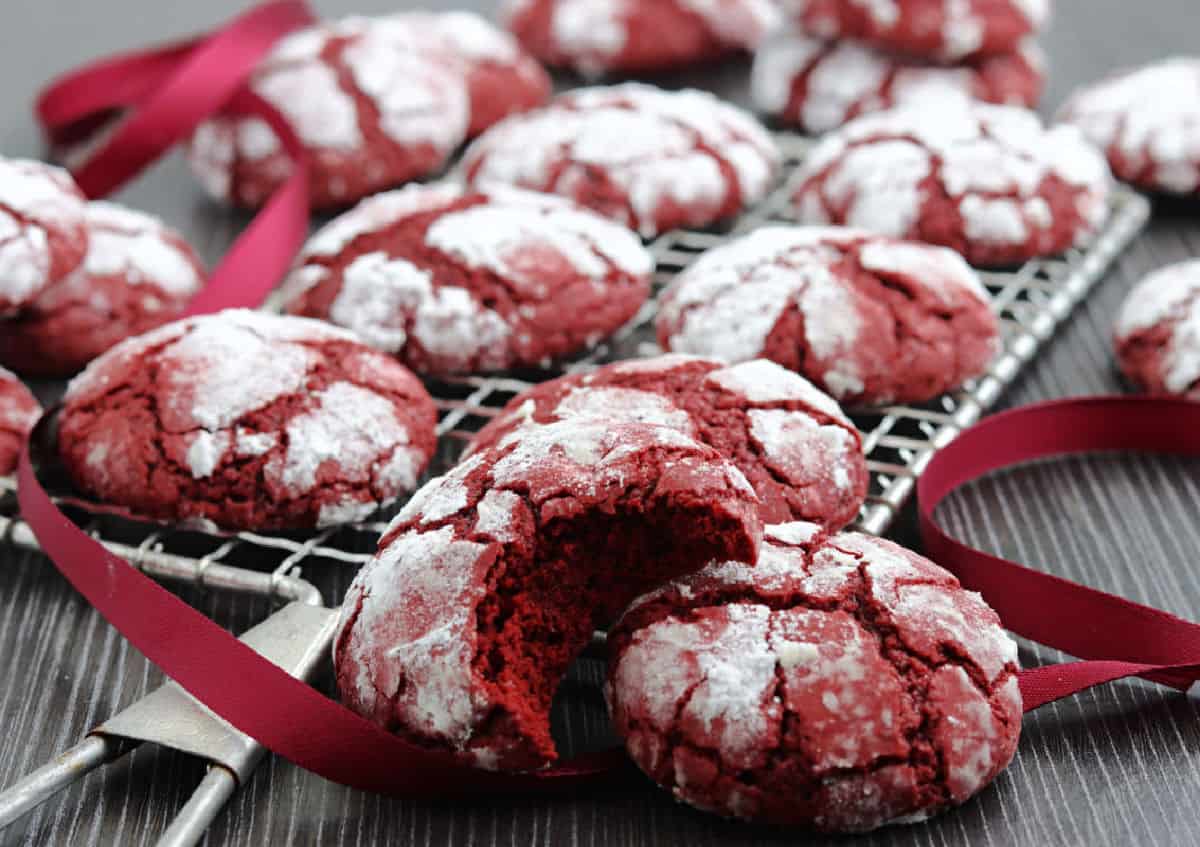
xmin=462 ymin=83 xmax=781 ymax=237
xmin=0 ymin=367 xmax=41 ymax=476
xmin=1114 ymin=260 xmax=1200 ymax=398
xmin=503 ymin=0 xmax=781 ymax=75
xmin=0 ymin=201 xmax=205 ymax=376
xmin=752 ymin=33 xmax=1044 ymax=133
xmin=657 ymin=226 xmax=999 ymax=405
xmin=780 ymin=0 xmax=1049 ymax=61
xmin=58 ymin=310 xmax=437 ymax=531
xmin=283 ymin=183 xmax=652 ymax=376
xmin=467 ymin=354 xmax=867 ymax=528
xmin=793 ymin=101 xmax=1112 ymax=267
xmin=608 ymin=525 xmax=1021 ymax=830
xmin=1058 ymin=57 xmax=1200 ymax=195
xmin=366 ymin=11 xmax=551 ymax=137
xmin=0 ymin=156 xmax=88 ymax=313
xmin=186 ymin=16 xmax=469 ymax=210
xmin=334 ymin=418 xmax=763 ymax=771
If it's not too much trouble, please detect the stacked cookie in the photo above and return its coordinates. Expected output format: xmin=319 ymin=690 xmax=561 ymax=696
xmin=753 ymin=0 xmax=1052 ymax=133
xmin=332 ymin=356 xmax=1024 ymax=829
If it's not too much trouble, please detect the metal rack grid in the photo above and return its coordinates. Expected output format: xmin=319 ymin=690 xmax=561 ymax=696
xmin=0 ymin=132 xmax=1152 ymax=599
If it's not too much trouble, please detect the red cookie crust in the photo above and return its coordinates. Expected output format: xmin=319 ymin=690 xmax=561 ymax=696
xmin=57 ymin=309 xmax=438 ymax=531
xmin=467 ymin=355 xmax=868 ymax=527
xmin=781 ymin=0 xmax=1048 ymax=62
xmin=752 ymin=34 xmax=1044 ymax=134
xmin=281 ymin=183 xmax=653 ymax=376
xmin=0 ymin=202 xmax=205 ymax=377
xmin=503 ymin=0 xmax=781 ymax=75
xmin=462 ymin=83 xmax=781 ymax=238
xmin=187 ymin=16 xmax=469 ymax=211
xmin=656 ymin=227 xmax=1000 ymax=406
xmin=333 ymin=419 xmax=763 ymax=771
xmin=0 ymin=367 xmax=40 ymax=476
xmin=1058 ymin=57 xmax=1200 ymax=196
xmin=792 ymin=102 xmax=1112 ymax=268
xmin=0 ymin=157 xmax=88 ymax=314
xmin=1114 ymin=260 xmax=1200 ymax=399
xmin=607 ymin=522 xmax=1022 ymax=831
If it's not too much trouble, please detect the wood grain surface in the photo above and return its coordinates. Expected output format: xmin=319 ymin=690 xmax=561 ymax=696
xmin=3 ymin=1 xmax=1200 ymax=845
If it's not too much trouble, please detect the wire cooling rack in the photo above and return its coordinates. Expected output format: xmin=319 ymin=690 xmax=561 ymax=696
xmin=0 ymin=133 xmax=1152 ymax=601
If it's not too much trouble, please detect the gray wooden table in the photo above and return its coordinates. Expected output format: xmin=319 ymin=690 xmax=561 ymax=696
xmin=3 ymin=1 xmax=1200 ymax=845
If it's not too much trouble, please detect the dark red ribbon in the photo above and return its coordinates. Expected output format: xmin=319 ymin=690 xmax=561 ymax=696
xmin=21 ymin=0 xmax=627 ymax=794
xmin=918 ymin=396 xmax=1200 ymax=710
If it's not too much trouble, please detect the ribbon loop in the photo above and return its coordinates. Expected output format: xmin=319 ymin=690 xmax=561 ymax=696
xmin=37 ymin=0 xmax=315 ymax=198
xmin=918 ymin=396 xmax=1200 ymax=710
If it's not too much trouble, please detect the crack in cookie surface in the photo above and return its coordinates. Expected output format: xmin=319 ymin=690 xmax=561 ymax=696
xmin=607 ymin=522 xmax=1022 ymax=831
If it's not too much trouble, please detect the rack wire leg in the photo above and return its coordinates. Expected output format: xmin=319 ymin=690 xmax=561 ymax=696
xmin=155 ymin=767 xmax=238 ymax=847
xmin=0 ymin=735 xmax=125 ymax=828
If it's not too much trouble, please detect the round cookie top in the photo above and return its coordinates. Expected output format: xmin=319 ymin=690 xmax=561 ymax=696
xmin=792 ymin=102 xmax=1111 ymax=268
xmin=0 ymin=201 xmax=205 ymax=377
xmin=334 ymin=418 xmax=763 ymax=772
xmin=187 ymin=15 xmax=470 ymax=210
xmin=281 ymin=183 xmax=653 ymax=376
xmin=752 ymin=33 xmax=1044 ymax=134
xmin=57 ymin=309 xmax=438 ymax=531
xmin=1058 ymin=57 xmax=1200 ymax=195
xmin=502 ymin=0 xmax=782 ymax=75
xmin=656 ymin=226 xmax=1000 ymax=405
xmin=607 ymin=522 xmax=1022 ymax=831
xmin=780 ymin=0 xmax=1049 ymax=62
xmin=1114 ymin=260 xmax=1200 ymax=399
xmin=467 ymin=354 xmax=868 ymax=528
xmin=462 ymin=83 xmax=781 ymax=238
xmin=361 ymin=10 xmax=551 ymax=137
xmin=0 ymin=156 xmax=88 ymax=314
xmin=0 ymin=367 xmax=41 ymax=476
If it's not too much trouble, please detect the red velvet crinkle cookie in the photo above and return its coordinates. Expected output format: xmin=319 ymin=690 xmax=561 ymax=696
xmin=0 ymin=367 xmax=40 ymax=476
xmin=792 ymin=102 xmax=1111 ymax=268
xmin=780 ymin=0 xmax=1049 ymax=62
xmin=1058 ymin=58 xmax=1200 ymax=195
xmin=1114 ymin=261 xmax=1200 ymax=399
xmin=0 ymin=157 xmax=88 ymax=314
xmin=752 ymin=33 xmax=1044 ymax=134
xmin=0 ymin=202 xmax=205 ymax=377
xmin=462 ymin=83 xmax=781 ymax=237
xmin=57 ymin=309 xmax=437 ymax=531
xmin=607 ymin=522 xmax=1022 ymax=831
xmin=363 ymin=11 xmax=552 ymax=138
xmin=657 ymin=227 xmax=1000 ymax=406
xmin=333 ymin=419 xmax=763 ymax=771
xmin=187 ymin=16 xmax=469 ymax=211
xmin=281 ymin=183 xmax=653 ymax=376
xmin=467 ymin=355 xmax=868 ymax=527
xmin=502 ymin=0 xmax=782 ymax=75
